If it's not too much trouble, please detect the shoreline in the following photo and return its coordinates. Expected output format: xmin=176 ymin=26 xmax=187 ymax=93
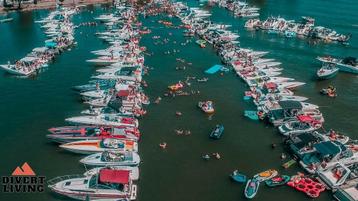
xmin=0 ymin=0 xmax=113 ymax=14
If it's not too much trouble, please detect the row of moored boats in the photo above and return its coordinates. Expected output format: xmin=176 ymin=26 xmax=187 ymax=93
xmin=0 ymin=7 xmax=78 ymax=76
xmin=245 ymin=16 xmax=351 ymax=43
xmin=172 ymin=1 xmax=358 ymax=200
xmin=47 ymin=2 xmax=147 ymax=200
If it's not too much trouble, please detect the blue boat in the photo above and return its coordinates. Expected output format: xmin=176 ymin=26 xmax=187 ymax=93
xmin=230 ymin=170 xmax=247 ymax=183
xmin=244 ymin=177 xmax=260 ymax=199
xmin=209 ymin=124 xmax=224 ymax=139
xmin=244 ymin=110 xmax=259 ymax=120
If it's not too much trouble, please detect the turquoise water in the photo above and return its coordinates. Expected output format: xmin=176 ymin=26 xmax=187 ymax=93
xmin=0 ymin=1 xmax=357 ymax=201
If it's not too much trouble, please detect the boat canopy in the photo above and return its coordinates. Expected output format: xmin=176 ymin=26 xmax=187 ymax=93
xmin=99 ymin=169 xmax=130 ymax=184
xmin=278 ymin=101 xmax=303 ymax=110
xmin=264 ymin=82 xmax=277 ymax=89
xmin=297 ymin=115 xmax=314 ymax=123
xmin=313 ymin=141 xmax=341 ymax=157
xmin=117 ymin=90 xmax=130 ymax=97
xmin=290 ymin=133 xmax=319 ymax=150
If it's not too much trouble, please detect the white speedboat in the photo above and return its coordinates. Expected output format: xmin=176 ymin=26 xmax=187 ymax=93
xmin=48 ymin=169 xmax=137 ymax=200
xmin=65 ymin=114 xmax=138 ymax=127
xmin=60 ymin=138 xmax=138 ymax=154
xmin=80 ymin=151 xmax=140 ymax=167
xmin=86 ymin=56 xmax=122 ymax=66
xmin=0 ymin=57 xmax=40 ymax=76
xmin=278 ymin=116 xmax=322 ymax=136
xmin=316 ymin=61 xmax=339 ymax=79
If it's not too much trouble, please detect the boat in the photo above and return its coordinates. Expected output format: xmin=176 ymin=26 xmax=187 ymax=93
xmin=65 ymin=114 xmax=139 ymax=127
xmin=254 ymin=169 xmax=278 ymax=182
xmin=80 ymin=151 xmax=140 ymax=167
xmin=0 ymin=57 xmax=40 ymax=76
xmin=47 ymin=126 xmax=140 ymax=143
xmin=244 ymin=177 xmax=260 ymax=199
xmin=209 ymin=124 xmax=224 ymax=139
xmin=244 ymin=110 xmax=260 ymax=120
xmin=48 ymin=169 xmax=137 ymax=200
xmin=317 ymin=56 xmax=358 ymax=74
xmin=317 ymin=162 xmax=351 ymax=189
xmin=84 ymin=166 xmax=139 ymax=181
xmin=60 ymin=138 xmax=138 ymax=154
xmin=316 ymin=63 xmax=339 ymax=80
xmin=265 ymin=175 xmax=290 ymax=187
xmin=278 ymin=116 xmax=322 ymax=136
xmin=86 ymin=56 xmax=123 ymax=66
xmin=230 ymin=170 xmax=247 ymax=183
xmin=198 ymin=101 xmax=215 ymax=114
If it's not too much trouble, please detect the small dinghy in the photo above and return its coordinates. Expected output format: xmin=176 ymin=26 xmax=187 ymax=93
xmin=230 ymin=170 xmax=247 ymax=183
xmin=244 ymin=177 xmax=260 ymax=199
xmin=209 ymin=124 xmax=224 ymax=139
xmin=198 ymin=101 xmax=215 ymax=114
xmin=265 ymin=175 xmax=290 ymax=187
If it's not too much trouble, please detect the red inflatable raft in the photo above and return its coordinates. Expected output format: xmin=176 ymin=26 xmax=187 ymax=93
xmin=287 ymin=176 xmax=325 ymax=198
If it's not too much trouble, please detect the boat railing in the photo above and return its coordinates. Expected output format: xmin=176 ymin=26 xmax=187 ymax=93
xmin=47 ymin=174 xmax=84 ymax=186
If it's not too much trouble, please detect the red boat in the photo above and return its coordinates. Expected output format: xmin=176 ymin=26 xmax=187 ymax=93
xmin=47 ymin=126 xmax=140 ymax=144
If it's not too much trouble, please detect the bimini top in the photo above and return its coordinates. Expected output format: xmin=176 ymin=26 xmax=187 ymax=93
xmin=278 ymin=101 xmax=303 ymax=110
xmin=264 ymin=82 xmax=277 ymax=89
xmin=117 ymin=90 xmax=130 ymax=97
xmin=313 ymin=141 xmax=341 ymax=157
xmin=99 ymin=169 xmax=130 ymax=184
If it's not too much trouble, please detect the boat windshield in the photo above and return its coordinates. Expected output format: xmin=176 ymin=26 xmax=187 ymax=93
xmin=89 ymin=175 xmax=124 ymax=190
xmin=102 ymin=139 xmax=125 ymax=148
xmin=101 ymin=151 xmax=126 ymax=162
